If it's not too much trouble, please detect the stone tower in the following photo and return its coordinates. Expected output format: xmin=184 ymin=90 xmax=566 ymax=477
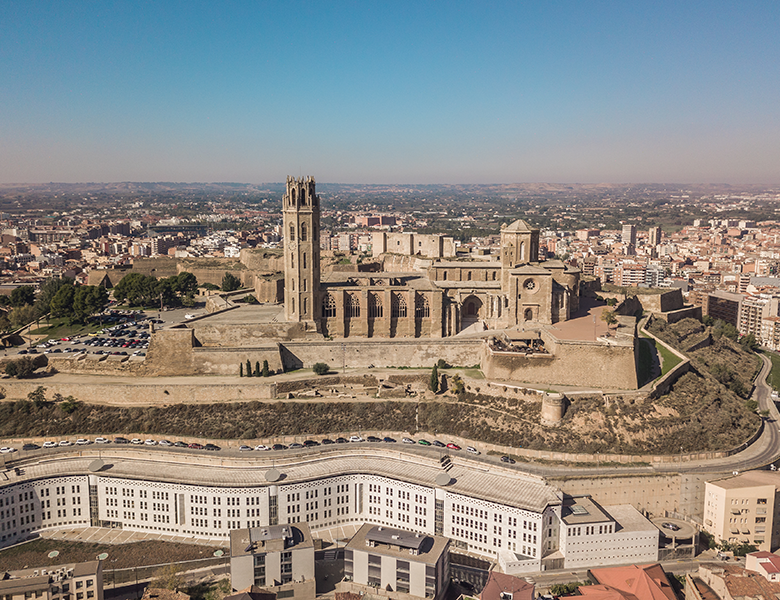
xmin=283 ymin=176 xmax=320 ymax=329
xmin=500 ymin=219 xmax=540 ymax=289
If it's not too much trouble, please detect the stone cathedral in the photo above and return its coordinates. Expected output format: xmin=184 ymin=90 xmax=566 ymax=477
xmin=283 ymin=176 xmax=581 ymax=338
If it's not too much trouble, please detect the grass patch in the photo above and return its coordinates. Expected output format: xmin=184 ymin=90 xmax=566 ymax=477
xmin=656 ymin=340 xmax=683 ymax=376
xmin=636 ymin=338 xmax=655 ymax=386
xmin=765 ymin=351 xmax=780 ymax=391
xmin=0 ymin=538 xmax=222 ymax=571
xmin=28 ymin=318 xmax=103 ymax=341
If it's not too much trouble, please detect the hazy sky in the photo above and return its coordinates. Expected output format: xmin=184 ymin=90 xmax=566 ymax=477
xmin=1 ymin=1 xmax=779 ymax=184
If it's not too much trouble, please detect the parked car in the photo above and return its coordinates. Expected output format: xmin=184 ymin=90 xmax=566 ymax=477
xmin=158 ymin=440 xmax=173 ymax=447
xmin=289 ymin=442 xmax=303 ymax=449
xmin=321 ymin=439 xmax=335 ymax=445
xmin=114 ymin=437 xmax=130 ymax=444
xmin=447 ymin=443 xmax=461 ymax=450
xmin=238 ymin=445 xmax=253 ymax=451
xmin=58 ymin=440 xmax=72 ymax=447
xmin=144 ymin=439 xmax=156 ymax=446
xmin=204 ymin=443 xmax=220 ymax=451
xmin=402 ymin=437 xmax=416 ymax=444
xmin=662 ymin=522 xmax=680 ymax=531
xmin=418 ymin=439 xmax=431 ymax=446
xmin=188 ymin=442 xmax=204 ymax=449
xmin=335 ymin=437 xmax=348 ymax=444
xmin=272 ymin=443 xmax=287 ymax=450
xmin=500 ymin=455 xmax=516 ymax=464
xmin=94 ymin=437 xmax=110 ymax=444
xmin=303 ymin=440 xmax=320 ymax=447
xmin=254 ymin=444 xmax=271 ymax=451
xmin=383 ymin=437 xmax=396 ymax=443
xmin=75 ymin=438 xmax=91 ymax=445
xmin=174 ymin=441 xmax=189 ymax=448
xmin=432 ymin=440 xmax=445 ymax=447
xmin=22 ymin=443 xmax=40 ymax=450
xmin=131 ymin=438 xmax=143 ymax=445
xmin=367 ymin=436 xmax=382 ymax=443
xmin=466 ymin=446 xmax=479 ymax=454
xmin=0 ymin=447 xmax=17 ymax=454
xmin=349 ymin=435 xmax=364 ymax=443
xmin=43 ymin=441 xmax=58 ymax=449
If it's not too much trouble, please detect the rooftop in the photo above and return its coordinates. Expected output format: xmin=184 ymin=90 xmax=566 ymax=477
xmin=230 ymin=523 xmax=313 ymax=557
xmin=346 ymin=523 xmax=448 ymax=565
xmin=708 ymin=471 xmax=780 ymax=492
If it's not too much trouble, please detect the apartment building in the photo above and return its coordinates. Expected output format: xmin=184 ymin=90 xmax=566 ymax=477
xmin=705 ymin=291 xmax=744 ymax=327
xmin=703 ymin=472 xmax=780 ymax=552
xmin=0 ymin=561 xmax=102 ymax=600
xmin=344 ymin=524 xmax=450 ymax=600
xmin=230 ymin=524 xmax=315 ymax=598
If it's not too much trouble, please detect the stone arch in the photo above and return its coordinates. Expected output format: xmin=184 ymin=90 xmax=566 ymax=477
xmin=415 ymin=294 xmax=430 ymax=319
xmin=289 ymin=223 xmax=295 ymax=242
xmin=391 ymin=293 xmax=407 ymax=318
xmin=368 ymin=293 xmax=383 ymax=319
xmin=524 ymin=308 xmax=533 ymax=321
xmin=461 ymin=295 xmax=483 ymax=329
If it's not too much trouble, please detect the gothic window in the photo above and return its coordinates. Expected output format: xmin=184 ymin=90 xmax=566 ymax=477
xmin=290 ymin=253 xmax=294 ymax=269
xmin=467 ymin=271 xmax=472 ymax=281
xmin=391 ymin=294 xmax=407 ymax=318
xmin=300 ymin=223 xmax=307 ymax=241
xmin=291 ymin=188 xmax=296 ymax=204
xmin=466 ymin=301 xmax=478 ymax=316
xmin=301 ymin=188 xmax=307 ymax=204
xmin=303 ymin=279 xmax=307 ymax=292
xmin=303 ymin=253 xmax=307 ymax=269
xmin=322 ymin=294 xmax=336 ymax=318
xmin=442 ymin=271 xmax=447 ymax=281
xmin=346 ymin=293 xmax=360 ymax=319
xmin=291 ymin=279 xmax=295 ymax=291
xmin=289 ymin=224 xmax=295 ymax=241
xmin=415 ymin=295 xmax=430 ymax=319
xmin=368 ymin=294 xmax=383 ymax=319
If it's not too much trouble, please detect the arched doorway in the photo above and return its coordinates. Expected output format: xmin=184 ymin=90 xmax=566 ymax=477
xmin=461 ymin=296 xmax=483 ymax=330
xmin=524 ymin=308 xmax=534 ymax=322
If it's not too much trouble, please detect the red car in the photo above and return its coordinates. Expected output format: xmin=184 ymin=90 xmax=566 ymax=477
xmin=447 ymin=443 xmax=461 ymax=450
xmin=188 ymin=442 xmax=204 ymax=449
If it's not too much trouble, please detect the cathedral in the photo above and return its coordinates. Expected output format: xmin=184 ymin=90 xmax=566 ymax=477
xmin=283 ymin=176 xmax=581 ymax=338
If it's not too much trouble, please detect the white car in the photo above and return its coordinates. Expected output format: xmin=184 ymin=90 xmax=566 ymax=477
xmin=131 ymin=438 xmax=143 ymax=445
xmin=158 ymin=440 xmax=172 ymax=447
xmin=58 ymin=440 xmax=72 ymax=447
xmin=402 ymin=437 xmax=416 ymax=444
xmin=94 ymin=437 xmax=110 ymax=444
xmin=0 ymin=447 xmax=17 ymax=454
xmin=75 ymin=438 xmax=91 ymax=445
xmin=144 ymin=439 xmax=156 ymax=446
xmin=466 ymin=446 xmax=480 ymax=455
xmin=254 ymin=444 xmax=271 ymax=451
xmin=238 ymin=445 xmax=253 ymax=452
xmin=349 ymin=435 xmax=363 ymax=443
xmin=43 ymin=441 xmax=57 ymax=449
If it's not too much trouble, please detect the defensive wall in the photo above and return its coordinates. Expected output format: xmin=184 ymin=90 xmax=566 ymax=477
xmin=481 ymin=320 xmax=638 ymax=390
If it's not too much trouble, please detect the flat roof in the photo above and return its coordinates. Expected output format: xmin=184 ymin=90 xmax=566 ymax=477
xmin=366 ymin=525 xmax=426 ymax=550
xmin=3 ymin=448 xmax=561 ymax=514
xmin=708 ymin=471 xmax=780 ymax=492
xmin=561 ymin=496 xmax=612 ymax=525
xmin=230 ymin=523 xmax=313 ymax=557
xmin=346 ymin=523 xmax=448 ymax=565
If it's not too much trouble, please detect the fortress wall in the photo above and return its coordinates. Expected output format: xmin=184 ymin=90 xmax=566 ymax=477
xmin=0 ymin=379 xmax=276 ymax=404
xmin=239 ymin=248 xmax=285 ymax=271
xmin=143 ymin=328 xmax=195 ymax=375
xmin=482 ymin=335 xmax=638 ymax=389
xmin=127 ymin=257 xmax=180 ymax=278
xmin=279 ymin=339 xmax=484 ymax=370
xmin=600 ymin=288 xmax=684 ymax=313
xmin=253 ymin=277 xmax=284 ymax=303
xmin=192 ymin=346 xmax=284 ymax=376
xmin=191 ymin=322 xmax=308 ymax=346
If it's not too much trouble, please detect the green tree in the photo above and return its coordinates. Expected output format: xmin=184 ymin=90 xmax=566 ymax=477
xmin=313 ymin=362 xmax=329 ymax=375
xmin=27 ymin=386 xmax=47 ymax=407
xmin=262 ymin=360 xmax=270 ymax=377
xmin=174 ymin=272 xmax=198 ymax=295
xmin=451 ymin=374 xmax=465 ymax=394
xmin=150 ymin=564 xmax=184 ymax=590
xmin=601 ymin=309 xmax=618 ymax=329
xmin=10 ymin=286 xmax=35 ymax=307
xmin=430 ymin=364 xmax=439 ymax=393
xmin=239 ymin=363 xmax=243 ymax=377
xmin=113 ymin=273 xmax=158 ymax=307
xmin=35 ymin=277 xmax=75 ymax=315
xmin=50 ymin=284 xmax=76 ymax=318
xmin=59 ymin=396 xmax=80 ymax=414
xmin=7 ymin=356 xmax=36 ymax=378
xmin=246 ymin=359 xmax=252 ymax=377
xmin=222 ymin=272 xmax=241 ymax=292
xmin=73 ymin=285 xmax=108 ymax=321
xmin=202 ymin=282 xmax=220 ymax=291
xmin=740 ymin=333 xmax=760 ymax=352
xmin=9 ymin=305 xmax=36 ymax=329
xmin=254 ymin=361 xmax=260 ymax=377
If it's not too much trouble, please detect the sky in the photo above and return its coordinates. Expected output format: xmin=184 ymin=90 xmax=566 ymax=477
xmin=1 ymin=1 xmax=779 ymax=184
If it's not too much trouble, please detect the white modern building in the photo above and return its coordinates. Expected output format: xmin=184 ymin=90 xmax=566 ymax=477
xmin=0 ymin=448 xmax=658 ymax=573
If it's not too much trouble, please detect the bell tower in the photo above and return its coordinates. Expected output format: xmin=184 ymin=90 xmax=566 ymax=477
xmin=283 ymin=176 xmax=320 ymax=329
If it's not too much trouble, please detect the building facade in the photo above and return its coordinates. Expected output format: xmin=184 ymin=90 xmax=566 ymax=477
xmin=704 ymin=472 xmax=780 ymax=552
xmin=282 ymin=176 xmax=581 ymax=338
xmin=0 ymin=561 xmax=102 ymax=600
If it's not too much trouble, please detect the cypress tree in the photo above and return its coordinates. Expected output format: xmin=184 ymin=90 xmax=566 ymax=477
xmin=239 ymin=363 xmax=243 ymax=377
xmin=430 ymin=364 xmax=439 ymax=393
xmin=246 ymin=359 xmax=252 ymax=377
xmin=262 ymin=360 xmax=270 ymax=377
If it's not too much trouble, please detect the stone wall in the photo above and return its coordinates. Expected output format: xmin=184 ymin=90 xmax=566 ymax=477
xmin=193 ymin=346 xmax=283 ymax=376
xmin=144 ymin=328 xmax=195 ymax=375
xmin=482 ymin=331 xmax=638 ymax=390
xmin=0 ymin=379 xmax=276 ymax=404
xmin=192 ymin=322 xmax=309 ymax=346
xmin=280 ymin=339 xmax=484 ymax=370
xmin=600 ymin=288 xmax=684 ymax=313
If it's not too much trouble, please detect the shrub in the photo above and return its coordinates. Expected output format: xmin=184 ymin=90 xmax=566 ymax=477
xmin=312 ymin=363 xmax=329 ymax=376
xmin=262 ymin=360 xmax=270 ymax=377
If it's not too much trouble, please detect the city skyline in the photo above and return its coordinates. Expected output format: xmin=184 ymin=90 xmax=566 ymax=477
xmin=2 ymin=1 xmax=779 ymax=185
